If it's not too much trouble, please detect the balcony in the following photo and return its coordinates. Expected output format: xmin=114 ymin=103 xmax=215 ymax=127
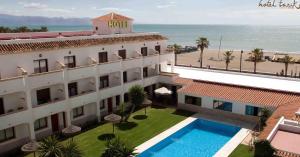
xmin=32 ymin=99 xmax=67 ymax=119
xmin=28 ymin=70 xmax=64 ymax=89
xmin=99 ymin=72 xmax=122 ymax=99
xmin=0 ymin=92 xmax=27 ymax=117
xmin=0 ymin=76 xmax=25 ymax=95
xmin=143 ymin=68 xmax=159 ymax=87
xmin=98 ymin=55 xmax=122 ymax=75
xmin=31 ymin=84 xmax=65 ymax=107
xmin=122 ymin=51 xmax=143 ymax=70
xmin=0 ymin=110 xmax=31 ymax=130
xmin=67 ymin=64 xmax=96 ymax=81
xmin=124 ymin=79 xmax=143 ymax=92
xmin=69 ymin=90 xmax=97 ymax=108
xmin=143 ymin=49 xmax=160 ymax=66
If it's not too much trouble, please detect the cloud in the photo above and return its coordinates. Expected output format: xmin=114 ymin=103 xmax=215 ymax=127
xmin=92 ymin=7 xmax=131 ymax=12
xmin=19 ymin=2 xmax=73 ymax=13
xmin=157 ymin=1 xmax=176 ymax=9
xmin=22 ymin=2 xmax=47 ymax=9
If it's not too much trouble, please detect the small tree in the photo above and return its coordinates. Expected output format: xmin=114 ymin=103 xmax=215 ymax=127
xmin=63 ymin=140 xmax=83 ymax=157
xmin=254 ymin=140 xmax=276 ymax=157
xmin=38 ymin=136 xmax=63 ymax=157
xmin=172 ymin=44 xmax=182 ymax=54
xmin=223 ymin=50 xmax=233 ymax=70
xmin=101 ymin=137 xmax=136 ymax=157
xmin=260 ymin=107 xmax=271 ymax=127
xmin=124 ymin=85 xmax=145 ymax=121
xmin=119 ymin=102 xmax=127 ymax=122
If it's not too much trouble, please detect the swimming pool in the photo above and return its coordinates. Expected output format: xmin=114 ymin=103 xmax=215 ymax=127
xmin=138 ymin=119 xmax=241 ymax=157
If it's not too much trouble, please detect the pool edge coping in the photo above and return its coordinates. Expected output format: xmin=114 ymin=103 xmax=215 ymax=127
xmin=134 ymin=114 xmax=198 ymax=154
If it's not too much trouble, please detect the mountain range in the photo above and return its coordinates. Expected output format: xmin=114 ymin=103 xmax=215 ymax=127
xmin=0 ymin=14 xmax=91 ymax=26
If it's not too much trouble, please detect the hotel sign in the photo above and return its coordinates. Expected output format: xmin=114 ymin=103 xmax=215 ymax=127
xmin=108 ymin=21 xmax=128 ymax=28
xmin=258 ymin=0 xmax=300 ymax=9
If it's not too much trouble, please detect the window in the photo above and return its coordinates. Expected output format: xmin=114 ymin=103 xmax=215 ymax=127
xmin=123 ymin=71 xmax=127 ymax=83
xmin=34 ymin=59 xmax=48 ymax=73
xmin=64 ymin=56 xmax=76 ymax=68
xmin=36 ymin=88 xmax=51 ymax=105
xmin=245 ymin=105 xmax=260 ymax=116
xmin=116 ymin=95 xmax=120 ymax=106
xmin=143 ymin=67 xmax=148 ymax=78
xmin=100 ymin=100 xmax=106 ymax=110
xmin=0 ymin=98 xmax=4 ymax=115
xmin=124 ymin=93 xmax=129 ymax=103
xmin=155 ymin=45 xmax=161 ymax=54
xmin=213 ymin=100 xmax=232 ymax=112
xmin=73 ymin=106 xmax=84 ymax=118
xmin=185 ymin=96 xmax=202 ymax=106
xmin=118 ymin=50 xmax=126 ymax=59
xmin=100 ymin=76 xmax=109 ymax=89
xmin=141 ymin=47 xmax=148 ymax=56
xmin=99 ymin=52 xmax=108 ymax=63
xmin=0 ymin=127 xmax=15 ymax=142
xmin=68 ymin=82 xmax=78 ymax=97
xmin=34 ymin=117 xmax=48 ymax=131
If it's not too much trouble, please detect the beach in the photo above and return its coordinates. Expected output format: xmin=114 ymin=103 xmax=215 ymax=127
xmin=177 ymin=49 xmax=300 ymax=76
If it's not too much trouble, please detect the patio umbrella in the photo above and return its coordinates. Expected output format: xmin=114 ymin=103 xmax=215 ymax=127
xmin=141 ymin=98 xmax=152 ymax=115
xmin=21 ymin=140 xmax=39 ymax=157
xmin=62 ymin=125 xmax=81 ymax=141
xmin=104 ymin=114 xmax=121 ymax=133
xmin=154 ymin=87 xmax=172 ymax=95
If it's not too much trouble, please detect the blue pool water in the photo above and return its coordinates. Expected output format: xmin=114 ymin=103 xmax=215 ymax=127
xmin=139 ymin=119 xmax=240 ymax=157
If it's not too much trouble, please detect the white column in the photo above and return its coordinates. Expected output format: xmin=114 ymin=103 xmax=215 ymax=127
xmin=23 ymin=75 xmax=36 ymax=140
xmin=95 ymin=65 xmax=101 ymax=122
xmin=63 ymin=68 xmax=71 ymax=127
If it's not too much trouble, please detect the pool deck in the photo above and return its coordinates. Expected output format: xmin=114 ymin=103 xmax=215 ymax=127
xmin=135 ymin=113 xmax=255 ymax=156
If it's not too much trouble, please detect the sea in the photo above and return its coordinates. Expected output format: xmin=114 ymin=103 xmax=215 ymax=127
xmin=24 ymin=24 xmax=300 ymax=53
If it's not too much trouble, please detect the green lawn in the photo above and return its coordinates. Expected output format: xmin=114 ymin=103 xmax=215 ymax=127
xmin=229 ymin=144 xmax=254 ymax=157
xmin=26 ymin=107 xmax=193 ymax=157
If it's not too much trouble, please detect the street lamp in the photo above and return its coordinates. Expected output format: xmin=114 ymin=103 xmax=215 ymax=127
xmin=240 ymin=50 xmax=244 ymax=72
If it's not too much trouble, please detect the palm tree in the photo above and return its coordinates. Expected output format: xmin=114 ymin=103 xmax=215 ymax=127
xmin=124 ymin=85 xmax=146 ymax=121
xmin=249 ymin=48 xmax=263 ymax=74
xmin=223 ymin=51 xmax=233 ymax=70
xmin=172 ymin=44 xmax=182 ymax=54
xmin=63 ymin=140 xmax=83 ymax=157
xmin=282 ymin=55 xmax=293 ymax=77
xmin=196 ymin=37 xmax=209 ymax=68
xmin=37 ymin=136 xmax=63 ymax=157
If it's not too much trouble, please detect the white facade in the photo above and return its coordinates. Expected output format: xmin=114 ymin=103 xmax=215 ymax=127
xmin=0 ymin=32 xmax=175 ymax=154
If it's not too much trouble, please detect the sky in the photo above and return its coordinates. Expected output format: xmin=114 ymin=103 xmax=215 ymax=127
xmin=1 ymin=0 xmax=300 ymax=25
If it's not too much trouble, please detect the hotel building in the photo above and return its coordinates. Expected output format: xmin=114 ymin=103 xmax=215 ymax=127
xmin=0 ymin=13 xmax=174 ymax=154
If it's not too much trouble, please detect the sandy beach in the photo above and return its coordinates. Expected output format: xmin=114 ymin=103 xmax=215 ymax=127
xmin=177 ymin=49 xmax=300 ymax=76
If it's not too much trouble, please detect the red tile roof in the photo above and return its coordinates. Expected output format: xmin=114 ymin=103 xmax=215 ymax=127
xmin=259 ymin=99 xmax=300 ymax=139
xmin=92 ymin=12 xmax=133 ymax=21
xmin=178 ymin=79 xmax=300 ymax=108
xmin=0 ymin=34 xmax=167 ymax=55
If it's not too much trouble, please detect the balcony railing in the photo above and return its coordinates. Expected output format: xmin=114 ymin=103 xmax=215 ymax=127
xmin=69 ymin=89 xmax=96 ymax=99
xmin=0 ymin=106 xmax=27 ymax=117
xmin=33 ymin=97 xmax=65 ymax=108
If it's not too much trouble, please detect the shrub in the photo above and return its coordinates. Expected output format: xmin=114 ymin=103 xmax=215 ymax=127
xmin=254 ymin=140 xmax=276 ymax=157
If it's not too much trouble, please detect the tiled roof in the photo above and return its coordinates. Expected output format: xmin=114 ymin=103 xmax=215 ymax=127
xmin=92 ymin=12 xmax=133 ymax=21
xmin=0 ymin=34 xmax=167 ymax=55
xmin=174 ymin=77 xmax=193 ymax=85
xmin=0 ymin=31 xmax=94 ymax=40
xmin=178 ymin=79 xmax=300 ymax=108
xmin=259 ymin=99 xmax=300 ymax=139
